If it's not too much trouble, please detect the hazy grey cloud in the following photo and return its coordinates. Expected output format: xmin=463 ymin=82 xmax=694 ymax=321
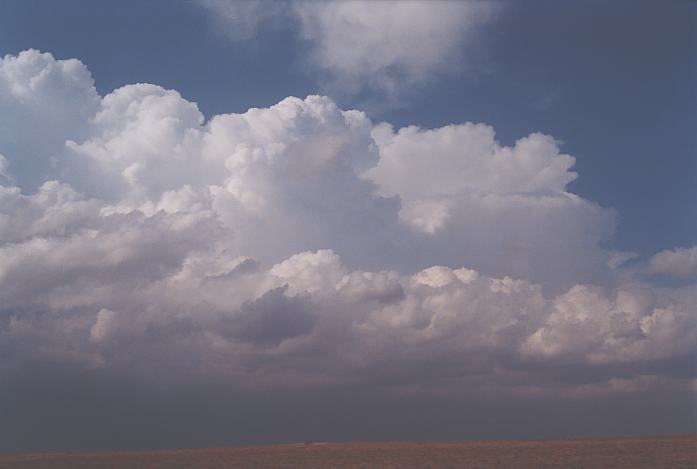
xmin=198 ymin=0 xmax=287 ymax=40
xmin=0 ymin=50 xmax=694 ymax=438
xmin=198 ymin=0 xmax=498 ymax=96
xmin=649 ymin=246 xmax=697 ymax=279
xmin=222 ymin=286 xmax=316 ymax=346
xmin=292 ymin=1 xmax=497 ymax=94
xmin=607 ymin=250 xmax=639 ymax=270
xmin=2 ymin=243 xmax=695 ymax=396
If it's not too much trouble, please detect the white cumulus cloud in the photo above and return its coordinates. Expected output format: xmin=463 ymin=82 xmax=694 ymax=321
xmin=0 ymin=50 xmax=695 ymax=399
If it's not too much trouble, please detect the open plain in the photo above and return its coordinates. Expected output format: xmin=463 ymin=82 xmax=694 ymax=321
xmin=1 ymin=435 xmax=695 ymax=469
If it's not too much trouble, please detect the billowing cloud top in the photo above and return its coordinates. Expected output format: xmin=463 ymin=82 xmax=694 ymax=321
xmin=1 ymin=50 xmax=696 ymax=407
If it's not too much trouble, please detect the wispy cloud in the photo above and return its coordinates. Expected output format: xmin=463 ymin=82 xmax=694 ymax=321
xmin=198 ymin=0 xmax=499 ymax=97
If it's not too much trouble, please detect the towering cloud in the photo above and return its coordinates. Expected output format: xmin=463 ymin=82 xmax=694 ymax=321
xmin=0 ymin=50 xmax=99 ymax=189
xmin=0 ymin=50 xmax=695 ymax=415
xmin=366 ymin=123 xmax=615 ymax=285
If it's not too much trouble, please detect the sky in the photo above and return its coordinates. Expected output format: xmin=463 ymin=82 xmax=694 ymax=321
xmin=0 ymin=0 xmax=695 ymax=453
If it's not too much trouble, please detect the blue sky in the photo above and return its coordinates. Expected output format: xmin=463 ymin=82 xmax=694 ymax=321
xmin=0 ymin=0 xmax=695 ymax=452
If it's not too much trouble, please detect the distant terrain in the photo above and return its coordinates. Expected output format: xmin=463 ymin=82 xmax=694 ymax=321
xmin=1 ymin=435 xmax=695 ymax=468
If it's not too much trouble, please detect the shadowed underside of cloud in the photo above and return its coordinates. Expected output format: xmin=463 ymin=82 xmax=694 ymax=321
xmin=0 ymin=50 xmax=695 ymax=449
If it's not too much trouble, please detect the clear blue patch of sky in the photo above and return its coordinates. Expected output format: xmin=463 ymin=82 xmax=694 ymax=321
xmin=1 ymin=0 xmax=694 ymax=257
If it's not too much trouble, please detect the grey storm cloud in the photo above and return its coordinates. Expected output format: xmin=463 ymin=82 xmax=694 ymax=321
xmin=0 ymin=50 xmax=696 ymax=451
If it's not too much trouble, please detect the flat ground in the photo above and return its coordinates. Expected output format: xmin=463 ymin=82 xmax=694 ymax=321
xmin=1 ymin=435 xmax=695 ymax=468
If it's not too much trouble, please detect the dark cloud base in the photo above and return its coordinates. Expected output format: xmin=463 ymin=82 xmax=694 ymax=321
xmin=0 ymin=49 xmax=695 ymax=453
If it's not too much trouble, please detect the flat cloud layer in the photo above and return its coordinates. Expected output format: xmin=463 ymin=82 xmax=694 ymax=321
xmin=0 ymin=51 xmax=696 ymax=447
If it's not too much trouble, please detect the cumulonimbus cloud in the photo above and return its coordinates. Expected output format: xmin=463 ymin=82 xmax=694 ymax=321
xmin=0 ymin=50 xmax=695 ymax=399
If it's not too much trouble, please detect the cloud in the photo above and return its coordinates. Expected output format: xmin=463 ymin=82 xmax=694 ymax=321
xmin=368 ymin=124 xmax=578 ymax=199
xmin=90 ymin=309 xmax=119 ymax=343
xmin=607 ymin=250 xmax=639 ymax=270
xmin=197 ymin=0 xmax=287 ymax=40
xmin=3 ymin=243 xmax=695 ymax=395
xmin=0 ymin=49 xmax=99 ymax=190
xmin=0 ymin=50 xmax=694 ymax=412
xmin=366 ymin=122 xmax=615 ymax=286
xmin=521 ymin=284 xmax=696 ymax=364
xmin=198 ymin=0 xmax=498 ymax=96
xmin=22 ymin=58 xmax=609 ymax=284
xmin=292 ymin=1 xmax=497 ymax=94
xmin=649 ymin=246 xmax=697 ymax=279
